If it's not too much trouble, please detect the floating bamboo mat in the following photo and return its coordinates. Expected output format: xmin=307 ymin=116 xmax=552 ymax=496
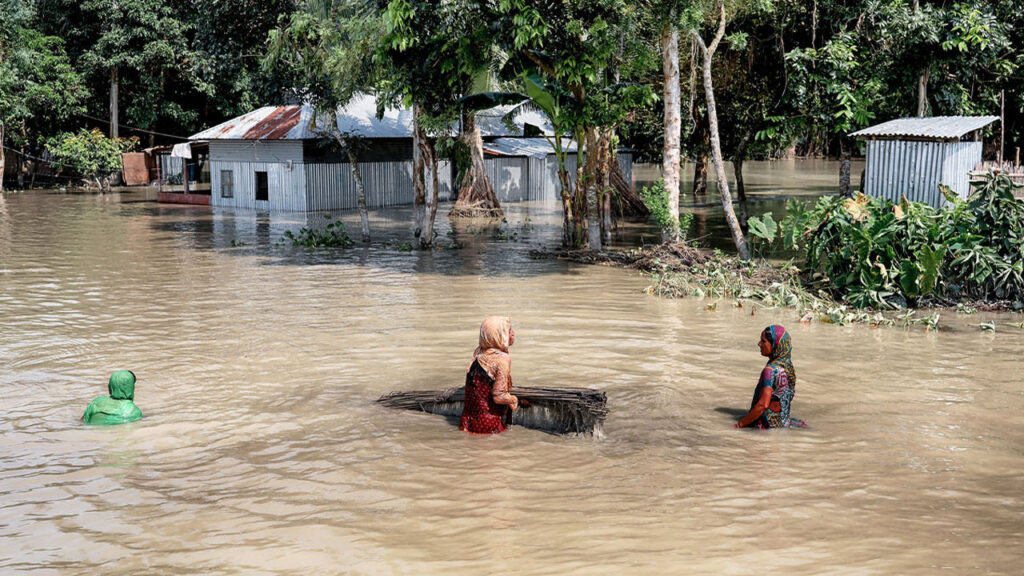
xmin=377 ymin=386 xmax=608 ymax=437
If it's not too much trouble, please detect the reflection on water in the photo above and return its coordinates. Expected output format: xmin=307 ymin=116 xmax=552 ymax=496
xmin=1 ymin=164 xmax=1022 ymax=575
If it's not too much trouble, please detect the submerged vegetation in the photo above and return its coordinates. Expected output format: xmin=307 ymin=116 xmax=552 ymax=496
xmin=547 ymin=172 xmax=1024 ymax=330
xmin=645 ymin=254 xmax=943 ymax=330
xmin=282 ymin=221 xmax=354 ymax=248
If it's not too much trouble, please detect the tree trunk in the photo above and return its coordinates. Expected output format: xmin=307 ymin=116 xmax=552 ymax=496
xmin=558 ymin=166 xmax=574 ymax=247
xmin=693 ymin=152 xmax=708 ymax=196
xmin=662 ymin=18 xmax=682 ymax=241
xmin=425 ymin=141 xmax=439 ymax=247
xmin=734 ymin=134 xmax=750 ymax=231
xmin=573 ymin=143 xmax=587 ymax=247
xmin=412 ymin=105 xmax=427 ymax=247
xmin=0 ymin=123 xmax=5 ymax=193
xmin=601 ymin=129 xmax=613 ymax=245
xmin=346 ymin=147 xmax=371 ymax=243
xmin=839 ymin=154 xmax=852 ymax=197
xmin=916 ymin=67 xmax=929 ymax=117
xmin=110 ymin=67 xmax=119 ymax=139
xmin=584 ymin=128 xmax=603 ymax=250
xmin=16 ymin=147 xmax=25 ymax=188
xmin=734 ymin=155 xmax=748 ymax=231
xmin=451 ymin=113 xmax=502 ymax=218
xmin=694 ymin=1 xmax=750 ymax=260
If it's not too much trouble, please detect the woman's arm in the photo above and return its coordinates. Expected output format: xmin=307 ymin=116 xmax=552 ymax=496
xmin=735 ymin=386 xmax=771 ymax=428
xmin=490 ymin=363 xmax=518 ymax=411
xmin=736 ymin=367 xmax=776 ymax=428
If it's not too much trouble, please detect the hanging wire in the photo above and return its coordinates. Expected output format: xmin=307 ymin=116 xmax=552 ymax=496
xmin=73 ymin=113 xmax=191 ymax=140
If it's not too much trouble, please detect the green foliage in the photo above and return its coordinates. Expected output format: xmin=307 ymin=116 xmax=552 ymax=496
xmin=0 ymin=17 xmax=88 ymax=153
xmin=74 ymin=0 xmax=200 ymax=130
xmin=283 ymin=221 xmax=354 ymax=248
xmin=645 ymin=250 xmax=944 ymax=330
xmin=266 ymin=0 xmax=383 ymax=112
xmin=746 ymin=211 xmax=778 ymax=254
xmin=764 ymin=171 xmax=1024 ymax=308
xmin=46 ymin=128 xmax=137 ymax=181
xmin=640 ymin=180 xmax=692 ymax=239
xmin=192 ymin=0 xmax=294 ymax=119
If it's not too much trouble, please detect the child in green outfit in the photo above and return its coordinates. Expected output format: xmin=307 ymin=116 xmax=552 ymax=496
xmin=82 ymin=370 xmax=143 ymax=425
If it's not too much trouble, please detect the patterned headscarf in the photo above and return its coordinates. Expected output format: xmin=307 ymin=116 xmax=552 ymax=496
xmin=763 ymin=325 xmax=796 ymax=389
xmin=471 ymin=316 xmax=512 ymax=379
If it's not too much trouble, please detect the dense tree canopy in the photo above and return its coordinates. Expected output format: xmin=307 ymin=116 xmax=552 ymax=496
xmin=0 ymin=0 xmax=1020 ymax=195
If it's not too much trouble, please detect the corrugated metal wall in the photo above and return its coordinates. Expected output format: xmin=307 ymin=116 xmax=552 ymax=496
xmin=865 ymin=140 xmax=981 ymax=207
xmin=941 ymin=142 xmax=981 ymax=201
xmin=209 ymin=161 xmax=307 ymax=211
xmin=487 ymin=157 xmax=531 ymax=203
xmin=304 ymin=160 xmax=454 ymax=212
xmin=208 ymin=141 xmax=304 ymax=163
xmin=205 ymin=143 xmax=632 ymax=212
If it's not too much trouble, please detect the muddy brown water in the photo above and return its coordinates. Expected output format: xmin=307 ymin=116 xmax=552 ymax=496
xmin=2 ymin=162 xmax=1023 ymax=575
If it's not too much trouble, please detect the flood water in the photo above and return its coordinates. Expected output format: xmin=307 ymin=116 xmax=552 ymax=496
xmin=2 ymin=161 xmax=1023 ymax=575
xmin=635 ymin=158 xmax=867 ymax=251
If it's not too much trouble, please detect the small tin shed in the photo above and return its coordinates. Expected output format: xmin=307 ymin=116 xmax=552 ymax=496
xmin=850 ymin=116 xmax=999 ymax=207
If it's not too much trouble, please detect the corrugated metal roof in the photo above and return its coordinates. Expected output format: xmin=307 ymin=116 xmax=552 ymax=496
xmin=189 ymin=94 xmax=553 ymax=140
xmin=482 ymin=137 xmax=576 ymax=159
xmin=849 ymin=116 xmax=999 ymax=141
xmin=475 ymin=105 xmax=552 ymax=137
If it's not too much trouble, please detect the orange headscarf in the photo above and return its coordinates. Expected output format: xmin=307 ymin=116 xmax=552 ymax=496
xmin=471 ymin=316 xmax=512 ymax=379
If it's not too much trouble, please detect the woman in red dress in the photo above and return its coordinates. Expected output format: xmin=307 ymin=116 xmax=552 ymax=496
xmin=460 ymin=316 xmax=519 ymax=434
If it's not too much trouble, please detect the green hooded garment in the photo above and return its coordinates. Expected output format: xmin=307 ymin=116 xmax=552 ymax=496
xmin=82 ymin=370 xmax=143 ymax=425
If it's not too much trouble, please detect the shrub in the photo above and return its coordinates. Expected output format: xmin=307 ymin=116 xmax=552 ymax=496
xmin=46 ymin=128 xmax=137 ymax=188
xmin=751 ymin=171 xmax=1024 ymax=307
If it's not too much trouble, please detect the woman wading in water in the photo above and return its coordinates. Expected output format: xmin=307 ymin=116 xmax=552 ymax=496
xmin=460 ymin=316 xmax=521 ymax=434
xmin=735 ymin=325 xmax=807 ymax=429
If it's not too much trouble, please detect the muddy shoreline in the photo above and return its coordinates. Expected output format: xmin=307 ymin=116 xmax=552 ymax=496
xmin=532 ymin=242 xmax=1024 ymax=329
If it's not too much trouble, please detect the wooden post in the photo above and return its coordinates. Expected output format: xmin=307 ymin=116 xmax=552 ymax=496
xmin=182 ymin=159 xmax=189 ymax=195
xmin=110 ymin=67 xmax=119 ymax=139
xmin=1016 ymin=147 xmax=1020 ymax=168
xmin=999 ymin=89 xmax=1004 ymax=163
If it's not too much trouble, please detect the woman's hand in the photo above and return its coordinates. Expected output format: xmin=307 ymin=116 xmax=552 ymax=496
xmin=509 ymin=395 xmax=519 ymax=411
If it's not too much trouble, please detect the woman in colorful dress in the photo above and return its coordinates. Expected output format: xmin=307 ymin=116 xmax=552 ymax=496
xmin=460 ymin=316 xmax=520 ymax=434
xmin=735 ymin=325 xmax=806 ymax=429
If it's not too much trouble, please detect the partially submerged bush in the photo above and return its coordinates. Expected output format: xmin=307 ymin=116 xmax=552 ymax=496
xmin=283 ymin=221 xmax=353 ymax=247
xmin=747 ymin=171 xmax=1024 ymax=308
xmin=46 ymin=128 xmax=137 ymax=189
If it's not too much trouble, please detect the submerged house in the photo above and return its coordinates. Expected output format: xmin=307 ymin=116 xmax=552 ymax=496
xmin=185 ymin=94 xmax=630 ymax=212
xmin=849 ymin=116 xmax=999 ymax=208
